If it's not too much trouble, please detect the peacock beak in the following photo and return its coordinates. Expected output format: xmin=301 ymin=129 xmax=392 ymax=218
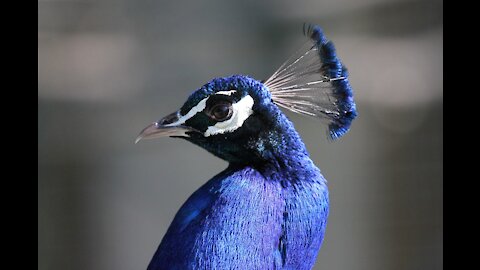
xmin=135 ymin=111 xmax=198 ymax=143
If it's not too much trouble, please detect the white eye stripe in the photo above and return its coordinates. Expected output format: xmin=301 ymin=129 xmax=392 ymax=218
xmin=165 ymin=93 xmax=254 ymax=137
xmin=165 ymin=90 xmax=236 ymax=126
xmin=204 ymin=94 xmax=254 ymax=137
xmin=215 ymin=90 xmax=237 ymax=96
xmin=165 ymin=97 xmax=208 ymax=127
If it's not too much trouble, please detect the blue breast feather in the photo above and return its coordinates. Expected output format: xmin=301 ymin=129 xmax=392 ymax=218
xmin=148 ymin=165 xmax=329 ymax=270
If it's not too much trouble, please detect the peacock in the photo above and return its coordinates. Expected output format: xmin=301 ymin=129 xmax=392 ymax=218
xmin=136 ymin=24 xmax=357 ymax=270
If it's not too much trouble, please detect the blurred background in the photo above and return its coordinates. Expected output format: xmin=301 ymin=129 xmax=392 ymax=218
xmin=38 ymin=0 xmax=442 ymax=269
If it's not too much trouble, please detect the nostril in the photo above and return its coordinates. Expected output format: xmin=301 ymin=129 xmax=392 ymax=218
xmin=159 ymin=112 xmax=179 ymax=125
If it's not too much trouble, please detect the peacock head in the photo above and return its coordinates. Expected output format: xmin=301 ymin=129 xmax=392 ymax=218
xmin=136 ymin=24 xmax=357 ymax=165
xmin=136 ymin=75 xmax=283 ymax=164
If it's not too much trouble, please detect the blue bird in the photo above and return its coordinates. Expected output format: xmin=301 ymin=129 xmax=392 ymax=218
xmin=136 ymin=24 xmax=357 ymax=270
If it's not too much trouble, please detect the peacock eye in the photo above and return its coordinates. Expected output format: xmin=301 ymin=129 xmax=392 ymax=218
xmin=209 ymin=101 xmax=233 ymax=121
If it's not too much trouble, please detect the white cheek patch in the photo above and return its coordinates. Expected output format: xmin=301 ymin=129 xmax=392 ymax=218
xmin=165 ymin=97 xmax=208 ymax=127
xmin=215 ymin=90 xmax=237 ymax=96
xmin=204 ymin=94 xmax=254 ymax=137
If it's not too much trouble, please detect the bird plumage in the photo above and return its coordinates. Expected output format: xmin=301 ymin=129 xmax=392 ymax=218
xmin=137 ymin=24 xmax=357 ymax=270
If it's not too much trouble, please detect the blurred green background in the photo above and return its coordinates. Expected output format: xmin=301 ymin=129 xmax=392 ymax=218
xmin=38 ymin=0 xmax=443 ymax=269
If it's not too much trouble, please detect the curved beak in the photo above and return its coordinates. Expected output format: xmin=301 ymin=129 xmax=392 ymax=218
xmin=135 ymin=111 xmax=197 ymax=144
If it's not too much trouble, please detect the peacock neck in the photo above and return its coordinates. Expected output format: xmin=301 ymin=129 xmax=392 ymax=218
xmin=241 ymin=107 xmax=320 ymax=184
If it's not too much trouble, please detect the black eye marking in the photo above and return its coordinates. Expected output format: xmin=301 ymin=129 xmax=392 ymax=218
xmin=207 ymin=100 xmax=233 ymax=121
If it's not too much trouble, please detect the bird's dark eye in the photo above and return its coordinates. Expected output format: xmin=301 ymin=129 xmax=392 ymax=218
xmin=209 ymin=101 xmax=233 ymax=121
